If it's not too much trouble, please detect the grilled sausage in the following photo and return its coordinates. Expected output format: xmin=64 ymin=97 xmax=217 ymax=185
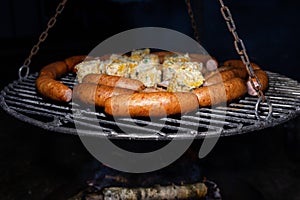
xmin=64 ymin=55 xmax=87 ymax=72
xmin=36 ymin=61 xmax=72 ymax=102
xmin=73 ymin=83 xmax=135 ymax=107
xmin=193 ymin=77 xmax=247 ymax=107
xmin=247 ymin=69 xmax=269 ymax=96
xmin=152 ymin=51 xmax=173 ymax=64
xmin=82 ymin=74 xmax=146 ymax=91
xmin=204 ymin=66 xmax=248 ymax=86
xmin=223 ymin=59 xmax=269 ymax=96
xmin=104 ymin=92 xmax=199 ymax=117
xmin=223 ymin=59 xmax=261 ymax=70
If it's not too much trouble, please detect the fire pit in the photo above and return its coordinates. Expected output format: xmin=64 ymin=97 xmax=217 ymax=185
xmin=66 ymin=147 xmax=222 ymax=200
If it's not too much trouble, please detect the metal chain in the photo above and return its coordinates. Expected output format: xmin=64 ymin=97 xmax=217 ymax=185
xmin=217 ymin=0 xmax=264 ymax=98
xmin=217 ymin=0 xmax=272 ymax=120
xmin=18 ymin=0 xmax=68 ymax=79
xmin=185 ymin=0 xmax=201 ymax=44
xmin=185 ymin=0 xmax=272 ymax=120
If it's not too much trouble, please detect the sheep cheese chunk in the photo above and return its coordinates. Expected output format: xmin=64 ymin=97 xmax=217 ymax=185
xmin=162 ymin=53 xmax=191 ymax=81
xmin=75 ymin=59 xmax=102 ymax=83
xmin=130 ymin=54 xmax=161 ymax=87
xmin=74 ymin=49 xmax=206 ymax=92
xmin=130 ymin=48 xmax=150 ymax=62
xmin=167 ymin=62 xmax=204 ymax=92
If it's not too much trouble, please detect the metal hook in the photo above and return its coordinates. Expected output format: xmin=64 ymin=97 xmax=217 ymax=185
xmin=255 ymin=96 xmax=273 ymax=121
xmin=18 ymin=65 xmax=30 ymax=80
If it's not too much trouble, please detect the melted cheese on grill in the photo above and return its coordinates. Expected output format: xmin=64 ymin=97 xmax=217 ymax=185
xmin=167 ymin=62 xmax=204 ymax=92
xmin=131 ymin=64 xmax=161 ymax=87
xmin=75 ymin=59 xmax=101 ymax=82
xmin=130 ymin=48 xmax=150 ymax=62
xmin=74 ymin=49 xmax=206 ymax=91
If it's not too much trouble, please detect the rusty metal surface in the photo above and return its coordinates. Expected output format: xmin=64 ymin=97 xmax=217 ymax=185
xmin=1 ymin=71 xmax=299 ymax=140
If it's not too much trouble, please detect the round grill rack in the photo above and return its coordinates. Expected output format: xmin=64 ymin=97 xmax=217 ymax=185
xmin=1 ymin=71 xmax=299 ymax=140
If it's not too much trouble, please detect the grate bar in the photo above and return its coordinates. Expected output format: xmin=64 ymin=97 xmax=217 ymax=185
xmin=239 ymin=99 xmax=297 ymax=109
xmin=200 ymin=107 xmax=256 ymax=119
xmin=118 ymin=118 xmax=195 ymax=133
xmin=5 ymin=92 xmax=72 ymax=111
xmin=161 ymin=117 xmax=223 ymax=132
xmin=182 ymin=115 xmax=241 ymax=128
xmin=72 ymin=113 xmax=168 ymax=137
xmin=5 ymin=99 xmax=71 ymax=117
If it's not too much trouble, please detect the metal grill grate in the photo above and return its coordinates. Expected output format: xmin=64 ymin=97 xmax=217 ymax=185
xmin=1 ymin=71 xmax=299 ymax=140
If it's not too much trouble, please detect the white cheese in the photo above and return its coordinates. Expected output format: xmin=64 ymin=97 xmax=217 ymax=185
xmin=74 ymin=59 xmax=101 ymax=82
xmin=167 ymin=62 xmax=204 ymax=92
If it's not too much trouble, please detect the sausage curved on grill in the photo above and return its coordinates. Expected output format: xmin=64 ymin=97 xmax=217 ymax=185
xmin=104 ymin=92 xmax=199 ymax=117
xmin=36 ymin=61 xmax=72 ymax=102
xmin=64 ymin=55 xmax=87 ymax=72
xmin=223 ymin=59 xmax=269 ymax=96
xmin=82 ymin=74 xmax=146 ymax=91
xmin=73 ymin=83 xmax=135 ymax=107
xmin=223 ymin=59 xmax=261 ymax=70
xmin=193 ymin=77 xmax=247 ymax=107
xmin=204 ymin=66 xmax=248 ymax=86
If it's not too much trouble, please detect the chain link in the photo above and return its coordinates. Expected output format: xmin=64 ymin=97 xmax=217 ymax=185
xmin=218 ymin=0 xmax=264 ymax=94
xmin=185 ymin=0 xmax=201 ymax=43
xmin=218 ymin=0 xmax=272 ymax=120
xmin=18 ymin=0 xmax=68 ymax=79
xmin=185 ymin=0 xmax=271 ymax=120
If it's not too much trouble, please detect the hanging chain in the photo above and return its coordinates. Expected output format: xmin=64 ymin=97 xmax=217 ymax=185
xmin=185 ymin=0 xmax=201 ymax=43
xmin=217 ymin=0 xmax=272 ymax=120
xmin=18 ymin=0 xmax=68 ymax=79
xmin=186 ymin=0 xmax=272 ymax=120
xmin=217 ymin=0 xmax=264 ymax=99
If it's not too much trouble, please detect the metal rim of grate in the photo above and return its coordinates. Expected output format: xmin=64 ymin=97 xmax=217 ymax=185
xmin=1 ymin=71 xmax=299 ymax=140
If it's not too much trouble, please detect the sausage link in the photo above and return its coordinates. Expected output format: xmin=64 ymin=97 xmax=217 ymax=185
xmin=223 ymin=59 xmax=261 ymax=70
xmin=39 ymin=61 xmax=68 ymax=78
xmin=193 ymin=77 xmax=247 ymax=107
xmin=204 ymin=61 xmax=249 ymax=86
xmin=64 ymin=55 xmax=87 ymax=72
xmin=36 ymin=76 xmax=72 ymax=102
xmin=152 ymin=51 xmax=173 ymax=64
xmin=36 ymin=61 xmax=72 ymax=102
xmin=204 ymin=66 xmax=248 ymax=86
xmin=247 ymin=69 xmax=269 ymax=96
xmin=73 ymin=83 xmax=135 ymax=107
xmin=82 ymin=74 xmax=146 ymax=91
xmin=223 ymin=59 xmax=269 ymax=95
xmin=254 ymin=69 xmax=269 ymax=92
xmin=104 ymin=92 xmax=199 ymax=117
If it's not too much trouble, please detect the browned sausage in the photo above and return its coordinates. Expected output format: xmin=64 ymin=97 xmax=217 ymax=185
xmin=223 ymin=59 xmax=261 ymax=70
xmin=193 ymin=77 xmax=247 ymax=107
xmin=152 ymin=51 xmax=173 ymax=64
xmin=64 ymin=55 xmax=87 ymax=72
xmin=82 ymin=74 xmax=146 ymax=91
xmin=36 ymin=61 xmax=72 ymax=102
xmin=204 ymin=65 xmax=248 ymax=86
xmin=73 ymin=83 xmax=135 ymax=107
xmin=247 ymin=69 xmax=269 ymax=96
xmin=223 ymin=59 xmax=269 ymax=95
xmin=253 ymin=69 xmax=269 ymax=92
xmin=104 ymin=92 xmax=199 ymax=117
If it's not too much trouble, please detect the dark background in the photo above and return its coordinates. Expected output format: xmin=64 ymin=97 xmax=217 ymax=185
xmin=0 ymin=0 xmax=299 ymax=199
